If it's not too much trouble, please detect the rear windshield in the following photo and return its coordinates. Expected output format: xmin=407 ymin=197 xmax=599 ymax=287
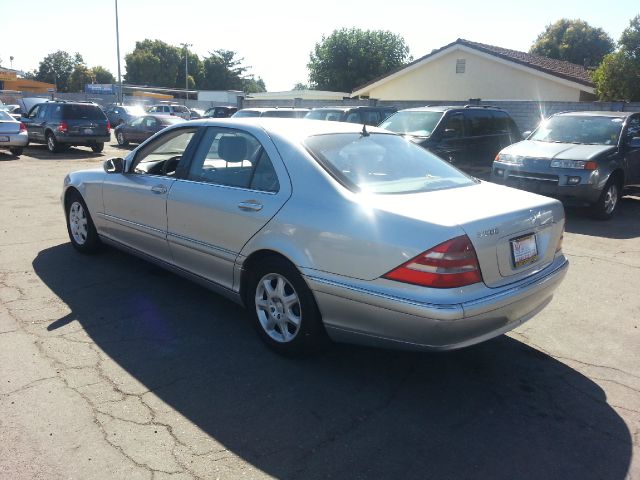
xmin=233 ymin=110 xmax=262 ymax=118
xmin=304 ymin=133 xmax=475 ymax=194
xmin=530 ymin=115 xmax=624 ymax=145
xmin=0 ymin=110 xmax=13 ymax=121
xmin=262 ymin=110 xmax=300 ymax=118
xmin=380 ymin=111 xmax=444 ymax=137
xmin=305 ymin=110 xmax=345 ymax=121
xmin=62 ymin=104 xmax=106 ymax=120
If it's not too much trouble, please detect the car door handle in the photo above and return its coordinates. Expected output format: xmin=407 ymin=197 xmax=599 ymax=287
xmin=238 ymin=200 xmax=263 ymax=212
xmin=151 ymin=184 xmax=167 ymax=195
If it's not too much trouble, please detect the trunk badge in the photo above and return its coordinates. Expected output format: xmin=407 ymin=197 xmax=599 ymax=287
xmin=477 ymin=228 xmax=499 ymax=238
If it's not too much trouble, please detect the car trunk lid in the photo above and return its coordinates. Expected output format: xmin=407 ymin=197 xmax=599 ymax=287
xmin=366 ymin=181 xmax=565 ymax=288
xmin=0 ymin=121 xmax=20 ymax=134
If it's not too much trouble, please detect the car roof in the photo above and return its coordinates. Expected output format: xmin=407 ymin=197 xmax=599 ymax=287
xmin=553 ymin=111 xmax=634 ymax=118
xmin=397 ymin=105 xmax=505 ymax=113
xmin=238 ymin=107 xmax=310 ymax=112
xmin=310 ymin=106 xmax=396 ymax=111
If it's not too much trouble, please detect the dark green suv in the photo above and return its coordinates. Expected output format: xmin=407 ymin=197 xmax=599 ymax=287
xmin=22 ymin=101 xmax=110 ymax=153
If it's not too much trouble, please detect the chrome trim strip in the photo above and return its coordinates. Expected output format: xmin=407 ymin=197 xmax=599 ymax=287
xmin=173 ymin=177 xmax=278 ymax=195
xmin=167 ymin=231 xmax=237 ymax=261
xmin=305 ymin=275 xmax=461 ymax=312
xmin=97 ymin=212 xmax=166 ymax=238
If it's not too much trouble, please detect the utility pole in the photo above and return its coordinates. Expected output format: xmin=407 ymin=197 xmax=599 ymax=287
xmin=180 ymin=43 xmax=192 ymax=105
xmin=115 ymin=0 xmax=123 ymax=104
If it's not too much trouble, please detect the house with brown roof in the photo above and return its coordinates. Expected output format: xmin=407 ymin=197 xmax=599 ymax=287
xmin=352 ymin=39 xmax=596 ymax=102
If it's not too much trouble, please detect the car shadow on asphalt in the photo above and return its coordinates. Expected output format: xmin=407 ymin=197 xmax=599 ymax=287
xmin=23 ymin=145 xmax=106 ymax=160
xmin=33 ymin=244 xmax=632 ymax=480
xmin=564 ymin=195 xmax=640 ymax=239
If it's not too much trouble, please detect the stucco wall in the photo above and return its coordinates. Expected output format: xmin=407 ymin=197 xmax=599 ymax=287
xmin=365 ymin=47 xmax=586 ymax=102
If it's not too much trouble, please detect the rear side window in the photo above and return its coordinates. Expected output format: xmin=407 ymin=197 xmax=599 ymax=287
xmin=464 ymin=110 xmax=494 ymax=136
xmin=62 ymin=105 xmax=105 ymax=120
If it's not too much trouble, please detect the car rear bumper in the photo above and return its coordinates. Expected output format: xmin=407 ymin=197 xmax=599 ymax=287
xmin=58 ymin=135 xmax=110 ymax=144
xmin=0 ymin=131 xmax=28 ymax=147
xmin=305 ymin=255 xmax=568 ymax=351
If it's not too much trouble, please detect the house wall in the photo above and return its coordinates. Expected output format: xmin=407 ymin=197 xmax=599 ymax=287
xmin=365 ymin=48 xmax=585 ymax=102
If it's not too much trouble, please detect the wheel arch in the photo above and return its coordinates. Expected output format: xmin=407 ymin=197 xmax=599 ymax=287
xmin=239 ymin=249 xmax=303 ymax=306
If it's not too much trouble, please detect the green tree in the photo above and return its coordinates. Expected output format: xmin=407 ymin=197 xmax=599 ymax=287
xmin=92 ymin=66 xmax=115 ymax=84
xmin=69 ymin=64 xmax=94 ymax=92
xmin=292 ymin=82 xmax=309 ymax=90
xmin=201 ymin=50 xmax=258 ymax=91
xmin=176 ymin=49 xmax=204 ymax=90
xmin=124 ymin=39 xmax=182 ymax=88
xmin=593 ymin=15 xmax=640 ymax=101
xmin=35 ymin=51 xmax=84 ymax=92
xmin=308 ymin=28 xmax=411 ymax=92
xmin=243 ymin=76 xmax=266 ymax=93
xmin=530 ymin=19 xmax=614 ymax=67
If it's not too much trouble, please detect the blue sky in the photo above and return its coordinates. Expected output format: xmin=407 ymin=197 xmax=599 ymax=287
xmin=1 ymin=0 xmax=638 ymax=91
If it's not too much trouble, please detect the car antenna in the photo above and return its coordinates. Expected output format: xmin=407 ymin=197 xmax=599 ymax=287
xmin=361 ymin=123 xmax=370 ymax=137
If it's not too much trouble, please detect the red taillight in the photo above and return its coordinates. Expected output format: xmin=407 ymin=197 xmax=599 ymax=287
xmin=19 ymin=122 xmax=27 ymax=133
xmin=57 ymin=121 xmax=68 ymax=133
xmin=106 ymin=120 xmax=111 ymax=131
xmin=383 ymin=235 xmax=482 ymax=288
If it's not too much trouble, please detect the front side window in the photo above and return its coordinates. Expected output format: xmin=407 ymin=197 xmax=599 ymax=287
xmin=130 ymin=117 xmax=144 ymax=127
xmin=624 ymin=116 xmax=640 ymax=141
xmin=380 ymin=111 xmax=444 ymax=138
xmin=187 ymin=128 xmax=279 ymax=192
xmin=531 ymin=115 xmax=624 ymax=145
xmin=465 ymin=110 xmax=494 ymax=136
xmin=304 ymin=133 xmax=475 ymax=194
xmin=132 ymin=128 xmax=197 ymax=176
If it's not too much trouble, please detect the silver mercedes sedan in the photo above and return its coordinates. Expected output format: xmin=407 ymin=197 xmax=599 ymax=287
xmin=62 ymin=118 xmax=568 ymax=355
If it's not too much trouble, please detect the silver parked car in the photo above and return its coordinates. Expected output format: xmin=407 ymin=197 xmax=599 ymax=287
xmin=0 ymin=110 xmax=28 ymax=157
xmin=61 ymin=119 xmax=568 ymax=354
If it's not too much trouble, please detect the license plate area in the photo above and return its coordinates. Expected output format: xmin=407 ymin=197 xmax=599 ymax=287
xmin=510 ymin=233 xmax=538 ymax=268
xmin=83 ymin=128 xmax=94 ymax=135
xmin=0 ymin=136 xmax=9 ymax=142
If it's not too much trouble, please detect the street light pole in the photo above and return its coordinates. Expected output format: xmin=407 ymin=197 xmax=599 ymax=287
xmin=181 ymin=43 xmax=192 ymax=105
xmin=115 ymin=0 xmax=123 ymax=104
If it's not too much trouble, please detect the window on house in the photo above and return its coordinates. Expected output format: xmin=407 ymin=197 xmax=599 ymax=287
xmin=456 ymin=59 xmax=466 ymax=74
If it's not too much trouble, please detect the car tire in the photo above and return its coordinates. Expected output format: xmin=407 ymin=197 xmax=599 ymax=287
xmin=247 ymin=257 xmax=329 ymax=356
xmin=65 ymin=191 xmax=102 ymax=253
xmin=46 ymin=132 xmax=62 ymax=153
xmin=91 ymin=142 xmax=104 ymax=153
xmin=9 ymin=147 xmax=23 ymax=156
xmin=116 ymin=131 xmax=128 ymax=146
xmin=591 ymin=176 xmax=621 ymax=220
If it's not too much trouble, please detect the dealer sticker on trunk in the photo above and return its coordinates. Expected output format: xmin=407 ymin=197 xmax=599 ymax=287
xmin=511 ymin=234 xmax=538 ymax=268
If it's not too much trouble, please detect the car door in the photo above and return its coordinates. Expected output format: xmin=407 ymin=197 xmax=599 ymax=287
xmin=100 ymin=126 xmax=200 ymax=263
xmin=166 ymin=126 xmax=291 ymax=290
xmin=126 ymin=116 xmax=145 ymax=143
xmin=24 ymin=104 xmax=47 ymax=142
xmin=431 ymin=112 xmax=467 ymax=167
xmin=623 ymin=115 xmax=640 ymax=185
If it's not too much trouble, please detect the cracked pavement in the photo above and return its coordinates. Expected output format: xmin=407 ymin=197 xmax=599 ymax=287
xmin=1 ymin=144 xmax=639 ymax=479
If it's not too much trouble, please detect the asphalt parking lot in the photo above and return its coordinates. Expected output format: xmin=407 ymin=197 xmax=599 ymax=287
xmin=1 ymin=138 xmax=639 ymax=480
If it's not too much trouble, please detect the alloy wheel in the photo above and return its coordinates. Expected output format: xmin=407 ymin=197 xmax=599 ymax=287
xmin=255 ymin=273 xmax=302 ymax=343
xmin=68 ymin=201 xmax=88 ymax=245
xmin=604 ymin=183 xmax=618 ymax=215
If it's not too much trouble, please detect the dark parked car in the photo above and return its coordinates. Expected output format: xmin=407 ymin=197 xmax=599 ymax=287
xmin=304 ymin=106 xmax=397 ymax=126
xmin=203 ymin=106 xmax=238 ymax=118
xmin=22 ymin=101 xmax=110 ymax=153
xmin=232 ymin=107 xmax=310 ymax=118
xmin=492 ymin=111 xmax=640 ymax=219
xmin=114 ymin=114 xmax=185 ymax=146
xmin=379 ymin=105 xmax=521 ymax=179
xmin=105 ymin=105 xmax=146 ymax=127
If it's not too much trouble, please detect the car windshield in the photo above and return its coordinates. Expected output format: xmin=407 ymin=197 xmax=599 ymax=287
xmin=233 ymin=110 xmax=262 ymax=118
xmin=530 ymin=115 xmax=624 ymax=145
xmin=379 ymin=111 xmax=444 ymax=137
xmin=304 ymin=132 xmax=475 ymax=194
xmin=124 ymin=106 xmax=146 ymax=116
xmin=160 ymin=117 xmax=186 ymax=125
xmin=62 ymin=104 xmax=105 ymax=120
xmin=305 ymin=110 xmax=345 ymax=121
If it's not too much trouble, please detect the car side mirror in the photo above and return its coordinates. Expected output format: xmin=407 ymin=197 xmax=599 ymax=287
xmin=522 ymin=131 xmax=531 ymax=139
xmin=627 ymin=137 xmax=640 ymax=149
xmin=104 ymin=157 xmax=125 ymax=174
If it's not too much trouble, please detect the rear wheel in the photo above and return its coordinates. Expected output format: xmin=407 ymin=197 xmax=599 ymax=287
xmin=247 ymin=257 xmax=328 ymax=355
xmin=116 ymin=131 xmax=128 ymax=146
xmin=65 ymin=191 xmax=101 ymax=253
xmin=9 ymin=147 xmax=23 ymax=156
xmin=91 ymin=142 xmax=104 ymax=153
xmin=591 ymin=176 xmax=621 ymax=220
xmin=46 ymin=132 xmax=61 ymax=153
